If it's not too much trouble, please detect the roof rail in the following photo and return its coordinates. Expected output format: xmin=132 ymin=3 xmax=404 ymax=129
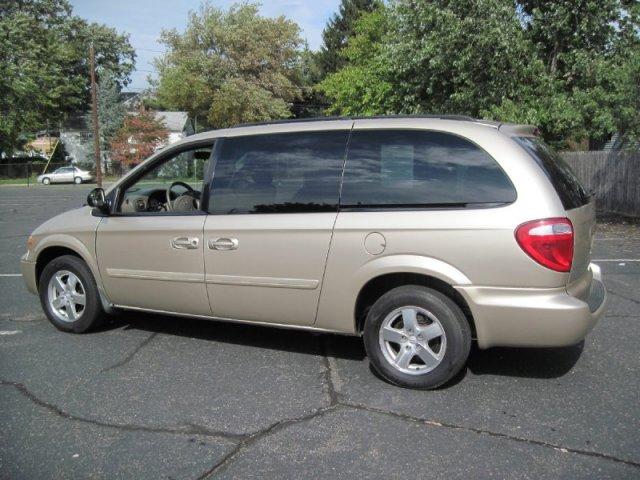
xmin=354 ymin=114 xmax=476 ymax=122
xmin=227 ymin=114 xmax=478 ymax=129
xmin=227 ymin=116 xmax=348 ymax=129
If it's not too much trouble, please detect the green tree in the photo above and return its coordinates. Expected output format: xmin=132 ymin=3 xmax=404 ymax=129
xmin=0 ymin=0 xmax=135 ymax=156
xmin=292 ymin=45 xmax=328 ymax=118
xmin=321 ymin=1 xmax=542 ymax=117
xmin=86 ymin=70 xmax=127 ymax=165
xmin=97 ymin=71 xmax=127 ymax=147
xmin=154 ymin=2 xmax=304 ymax=128
xmin=317 ymin=0 xmax=382 ymax=76
xmin=319 ymin=7 xmax=394 ymax=115
xmin=294 ymin=0 xmax=382 ymax=119
xmin=319 ymin=0 xmax=640 ymax=148
xmin=509 ymin=0 xmax=640 ymax=147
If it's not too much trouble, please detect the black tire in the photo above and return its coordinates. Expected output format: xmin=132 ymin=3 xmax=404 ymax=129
xmin=38 ymin=255 xmax=104 ymax=333
xmin=363 ymin=285 xmax=471 ymax=389
xmin=74 ymin=176 xmax=82 ymax=184
xmin=42 ymin=177 xmax=50 ymax=185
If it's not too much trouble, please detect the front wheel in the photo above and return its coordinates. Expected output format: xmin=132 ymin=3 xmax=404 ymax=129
xmin=38 ymin=255 xmax=104 ymax=333
xmin=42 ymin=177 xmax=50 ymax=185
xmin=74 ymin=176 xmax=82 ymax=184
xmin=363 ymin=285 xmax=471 ymax=389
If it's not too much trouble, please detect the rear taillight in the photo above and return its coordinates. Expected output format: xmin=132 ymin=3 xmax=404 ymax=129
xmin=515 ymin=218 xmax=573 ymax=272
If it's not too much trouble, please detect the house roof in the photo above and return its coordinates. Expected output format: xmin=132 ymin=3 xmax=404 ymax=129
xmin=154 ymin=111 xmax=189 ymax=132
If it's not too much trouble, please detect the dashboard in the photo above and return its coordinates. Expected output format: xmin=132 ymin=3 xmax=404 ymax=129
xmin=121 ymin=187 xmax=167 ymax=213
xmin=120 ymin=186 xmax=201 ymax=213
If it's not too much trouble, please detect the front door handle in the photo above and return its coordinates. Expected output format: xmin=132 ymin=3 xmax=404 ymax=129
xmin=208 ymin=237 xmax=238 ymax=251
xmin=171 ymin=236 xmax=199 ymax=250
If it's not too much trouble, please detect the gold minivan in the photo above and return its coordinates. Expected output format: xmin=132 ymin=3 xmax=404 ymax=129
xmin=21 ymin=116 xmax=607 ymax=389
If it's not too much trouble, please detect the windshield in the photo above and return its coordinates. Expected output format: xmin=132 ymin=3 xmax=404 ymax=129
xmin=515 ymin=137 xmax=590 ymax=210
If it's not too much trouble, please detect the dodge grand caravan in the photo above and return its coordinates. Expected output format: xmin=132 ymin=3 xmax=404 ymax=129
xmin=21 ymin=116 xmax=606 ymax=389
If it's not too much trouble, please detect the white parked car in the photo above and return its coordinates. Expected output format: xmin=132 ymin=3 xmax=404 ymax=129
xmin=38 ymin=166 xmax=94 ymax=185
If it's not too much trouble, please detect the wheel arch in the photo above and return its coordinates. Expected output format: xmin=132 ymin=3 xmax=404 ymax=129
xmin=34 ymin=238 xmax=115 ymax=314
xmin=34 ymin=236 xmax=97 ymax=288
xmin=354 ymin=272 xmax=476 ymax=339
xmin=35 ymin=246 xmax=82 ymax=286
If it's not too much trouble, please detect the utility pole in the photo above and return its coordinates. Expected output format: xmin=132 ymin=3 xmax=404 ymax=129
xmin=89 ymin=43 xmax=102 ymax=187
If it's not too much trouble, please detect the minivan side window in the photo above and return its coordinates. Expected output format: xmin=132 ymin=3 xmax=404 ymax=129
xmin=341 ymin=130 xmax=517 ymax=208
xmin=209 ymin=131 xmax=349 ymax=214
xmin=118 ymin=145 xmax=213 ymax=214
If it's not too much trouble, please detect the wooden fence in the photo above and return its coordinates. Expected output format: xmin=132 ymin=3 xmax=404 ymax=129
xmin=560 ymin=151 xmax=640 ymax=218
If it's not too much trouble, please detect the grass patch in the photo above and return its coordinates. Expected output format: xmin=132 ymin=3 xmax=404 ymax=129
xmin=0 ymin=177 xmax=39 ymax=185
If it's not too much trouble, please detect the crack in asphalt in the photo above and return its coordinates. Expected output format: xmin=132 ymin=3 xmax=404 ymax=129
xmin=196 ymin=337 xmax=342 ymax=478
xmin=100 ymin=332 xmax=158 ymax=372
xmin=3 ymin=340 xmax=639 ymax=476
xmin=0 ymin=380 xmax=245 ymax=442
xmin=321 ymin=338 xmax=339 ymax=406
xmin=196 ymin=405 xmax=340 ymax=479
xmin=339 ymin=402 xmax=640 ymax=469
xmin=607 ymin=289 xmax=640 ymax=306
xmin=195 ymin=340 xmax=640 ymax=477
xmin=0 ymin=313 xmax=41 ymax=323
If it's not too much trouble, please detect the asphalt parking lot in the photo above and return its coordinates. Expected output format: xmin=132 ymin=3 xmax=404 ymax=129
xmin=1 ymin=185 xmax=639 ymax=479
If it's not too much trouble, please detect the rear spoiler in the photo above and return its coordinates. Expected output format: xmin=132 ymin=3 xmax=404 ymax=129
xmin=498 ymin=123 xmax=539 ymax=137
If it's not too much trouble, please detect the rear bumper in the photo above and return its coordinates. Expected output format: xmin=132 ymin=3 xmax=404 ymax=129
xmin=456 ymin=263 xmax=607 ymax=349
xmin=21 ymin=253 xmax=37 ymax=295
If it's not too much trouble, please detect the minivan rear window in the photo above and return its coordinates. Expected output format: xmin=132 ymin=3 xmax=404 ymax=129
xmin=341 ymin=130 xmax=517 ymax=208
xmin=514 ymin=137 xmax=589 ymax=210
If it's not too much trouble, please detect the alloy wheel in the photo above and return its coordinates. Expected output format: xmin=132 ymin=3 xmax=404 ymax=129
xmin=47 ymin=270 xmax=86 ymax=322
xmin=378 ymin=306 xmax=447 ymax=375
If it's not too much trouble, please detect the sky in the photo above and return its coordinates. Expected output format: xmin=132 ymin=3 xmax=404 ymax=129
xmin=70 ymin=0 xmax=340 ymax=92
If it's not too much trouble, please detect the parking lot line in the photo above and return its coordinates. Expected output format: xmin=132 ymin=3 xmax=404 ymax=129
xmin=0 ymin=274 xmax=21 ymax=277
xmin=593 ymin=259 xmax=640 ymax=262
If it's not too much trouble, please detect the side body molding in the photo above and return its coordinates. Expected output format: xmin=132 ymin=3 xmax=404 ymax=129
xmin=315 ymin=254 xmax=471 ymax=334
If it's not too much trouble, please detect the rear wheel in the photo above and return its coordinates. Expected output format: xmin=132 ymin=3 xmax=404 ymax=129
xmin=42 ymin=177 xmax=50 ymax=185
xmin=74 ymin=176 xmax=82 ymax=184
xmin=363 ymin=285 xmax=471 ymax=389
xmin=38 ymin=255 xmax=104 ymax=333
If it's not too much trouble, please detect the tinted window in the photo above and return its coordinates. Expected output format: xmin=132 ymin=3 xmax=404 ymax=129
xmin=515 ymin=137 xmax=589 ymax=210
xmin=341 ymin=130 xmax=516 ymax=207
xmin=209 ymin=131 xmax=349 ymax=214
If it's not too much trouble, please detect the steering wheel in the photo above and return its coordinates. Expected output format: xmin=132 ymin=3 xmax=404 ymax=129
xmin=166 ymin=181 xmax=195 ymax=212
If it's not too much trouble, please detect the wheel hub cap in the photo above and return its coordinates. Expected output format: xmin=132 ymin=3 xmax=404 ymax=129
xmin=47 ymin=270 xmax=86 ymax=323
xmin=378 ymin=306 xmax=447 ymax=375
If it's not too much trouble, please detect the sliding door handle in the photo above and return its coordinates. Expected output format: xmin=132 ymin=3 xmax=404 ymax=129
xmin=171 ymin=236 xmax=199 ymax=249
xmin=208 ymin=237 xmax=238 ymax=251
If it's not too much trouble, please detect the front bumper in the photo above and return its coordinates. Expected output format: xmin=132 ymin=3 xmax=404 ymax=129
xmin=21 ymin=253 xmax=37 ymax=295
xmin=456 ymin=263 xmax=607 ymax=349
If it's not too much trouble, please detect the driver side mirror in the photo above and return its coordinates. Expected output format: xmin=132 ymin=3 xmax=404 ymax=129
xmin=87 ymin=188 xmax=109 ymax=215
